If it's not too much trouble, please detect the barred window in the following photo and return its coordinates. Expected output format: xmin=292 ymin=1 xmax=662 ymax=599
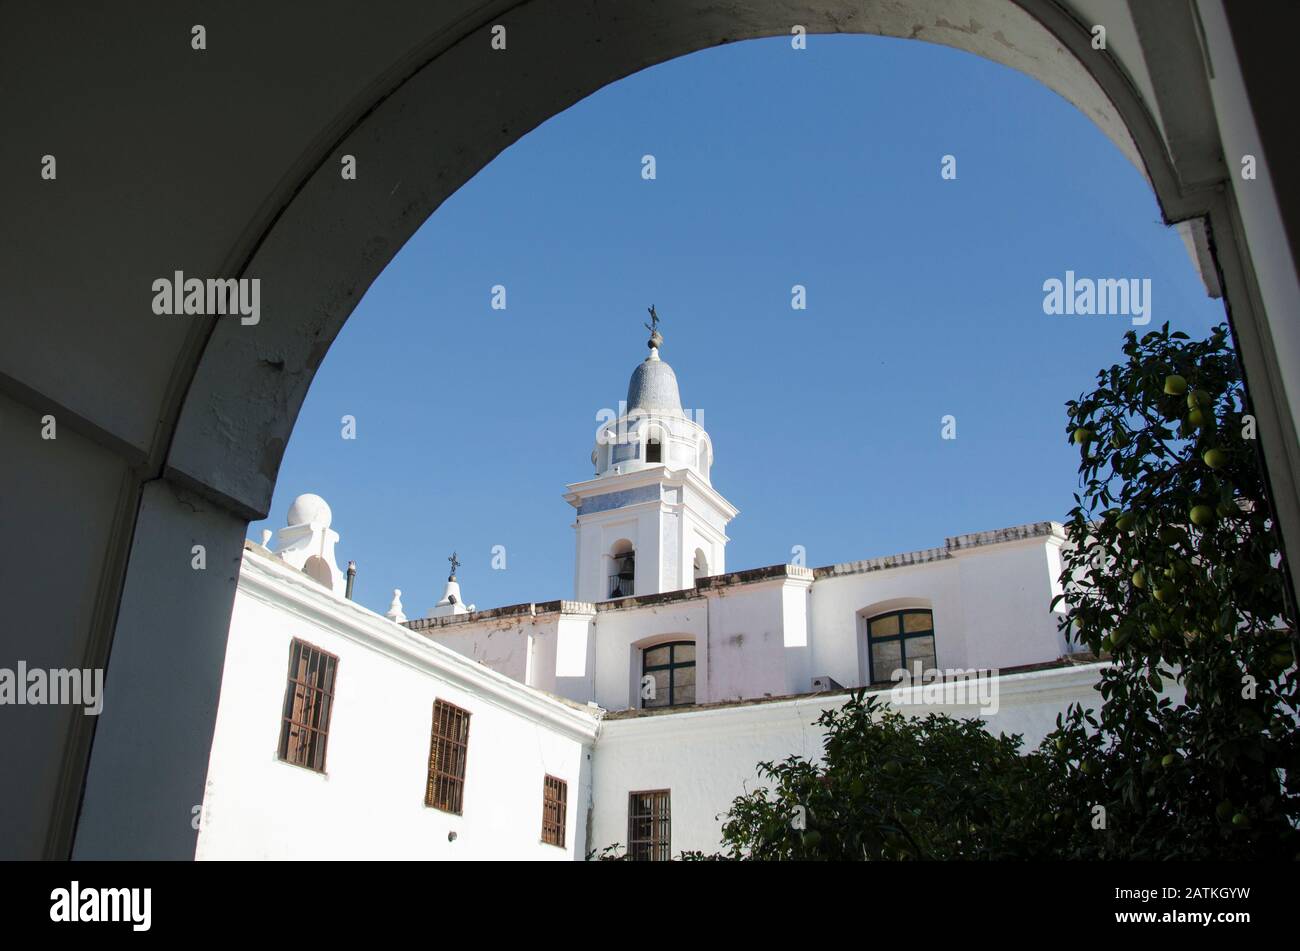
xmin=866 ymin=609 xmax=936 ymax=682
xmin=425 ymin=699 xmax=471 ymax=814
xmin=541 ymin=775 xmax=567 ymax=847
xmin=278 ymin=639 xmax=338 ymax=772
xmin=627 ymin=789 xmax=671 ymax=861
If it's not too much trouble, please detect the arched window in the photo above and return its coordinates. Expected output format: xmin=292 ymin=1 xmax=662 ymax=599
xmin=866 ymin=609 xmax=936 ymax=682
xmin=646 ymin=434 xmax=662 ymax=464
xmin=609 ymin=540 xmax=635 ymax=599
xmin=641 ymin=641 xmax=695 ymax=708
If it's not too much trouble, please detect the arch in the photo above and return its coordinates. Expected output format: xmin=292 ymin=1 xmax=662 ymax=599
xmin=857 ymin=598 xmax=936 ymax=685
xmin=695 ymin=434 xmax=714 ymax=482
xmin=28 ymin=1 xmax=1296 ymax=861
xmin=693 ymin=548 xmax=710 ymax=584
xmin=642 ymin=423 xmax=667 ymax=466
xmin=609 ymin=539 xmax=636 ymax=599
xmin=167 ymin=1 xmax=1182 ymax=523
xmin=302 ymin=555 xmax=335 ymax=590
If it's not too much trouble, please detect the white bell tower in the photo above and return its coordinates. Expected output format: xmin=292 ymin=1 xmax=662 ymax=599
xmin=564 ymin=310 xmax=737 ymax=602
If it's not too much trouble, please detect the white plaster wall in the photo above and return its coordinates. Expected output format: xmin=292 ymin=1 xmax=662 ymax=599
xmin=592 ymin=599 xmax=709 ymax=710
xmin=704 ymin=581 xmax=793 ymax=703
xmin=554 ymin=612 xmax=597 ymax=701
xmin=950 ymin=540 xmax=1069 ymax=670
xmin=419 ymin=535 xmax=1070 ymax=717
xmin=197 ymin=579 xmax=591 ymax=860
xmin=810 ymin=538 xmax=1066 ymax=687
xmin=590 ymin=664 xmax=1110 ymax=857
xmin=811 ymin=560 xmax=961 ymax=686
xmin=424 ymin=615 xmax=549 ymax=685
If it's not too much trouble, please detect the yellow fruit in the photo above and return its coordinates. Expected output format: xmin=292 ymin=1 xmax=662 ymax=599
xmin=1203 ymin=448 xmax=1227 ymax=469
xmin=1073 ymin=427 xmax=1092 ymax=445
xmin=1131 ymin=570 xmax=1146 ymax=589
xmin=1116 ymin=513 xmax=1136 ymax=532
xmin=1161 ymin=753 xmax=1178 ymax=768
xmin=1164 ymin=375 xmax=1188 ymax=396
xmin=1190 ymin=505 xmax=1215 ymax=527
xmin=1188 ymin=408 xmax=1205 ymax=428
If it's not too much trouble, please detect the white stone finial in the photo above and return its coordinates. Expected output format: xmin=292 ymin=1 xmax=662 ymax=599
xmin=386 ymin=588 xmax=407 ymax=623
xmin=428 ymin=562 xmax=472 ymax=619
xmin=260 ymin=529 xmax=273 ymax=548
xmin=273 ymin=491 xmax=346 ymax=597
xmin=287 ymin=493 xmax=332 ymax=529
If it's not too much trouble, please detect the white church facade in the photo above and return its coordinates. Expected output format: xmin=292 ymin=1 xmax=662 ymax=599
xmin=196 ymin=325 xmax=1106 ymax=860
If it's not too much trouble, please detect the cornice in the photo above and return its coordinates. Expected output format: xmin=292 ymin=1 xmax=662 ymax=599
xmin=237 ymin=549 xmax=601 ymax=743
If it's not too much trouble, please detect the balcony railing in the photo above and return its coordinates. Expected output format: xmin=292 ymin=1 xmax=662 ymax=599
xmin=608 ymin=574 xmax=634 ymax=599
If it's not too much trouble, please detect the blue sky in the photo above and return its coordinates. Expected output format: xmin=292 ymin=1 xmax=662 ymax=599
xmin=252 ymin=34 xmax=1227 ymax=617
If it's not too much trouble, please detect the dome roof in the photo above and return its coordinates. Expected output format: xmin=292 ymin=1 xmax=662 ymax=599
xmin=626 ymin=350 xmax=683 ymax=415
xmin=287 ymin=493 xmax=332 ymax=528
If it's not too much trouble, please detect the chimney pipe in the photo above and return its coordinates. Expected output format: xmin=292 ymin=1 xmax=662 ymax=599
xmin=345 ymin=560 xmax=356 ymax=600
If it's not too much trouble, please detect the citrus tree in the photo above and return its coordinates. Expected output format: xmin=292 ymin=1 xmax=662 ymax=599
xmin=710 ymin=694 xmax=1063 ymax=860
xmin=1054 ymin=322 xmax=1298 ymax=857
xmin=706 ymin=324 xmax=1297 ymax=860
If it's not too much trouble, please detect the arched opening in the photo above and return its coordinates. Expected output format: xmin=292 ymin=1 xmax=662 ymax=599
xmin=696 ymin=437 xmax=712 ymax=482
xmin=609 ymin=540 xmax=635 ymax=599
xmin=693 ymin=549 xmax=709 ymax=584
xmin=301 ymin=555 xmax=335 ymax=590
xmin=15 ymin=2 xmax=1292 ymax=862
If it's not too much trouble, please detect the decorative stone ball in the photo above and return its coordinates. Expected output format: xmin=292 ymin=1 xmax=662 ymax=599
xmin=287 ymin=492 xmax=332 ymax=528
